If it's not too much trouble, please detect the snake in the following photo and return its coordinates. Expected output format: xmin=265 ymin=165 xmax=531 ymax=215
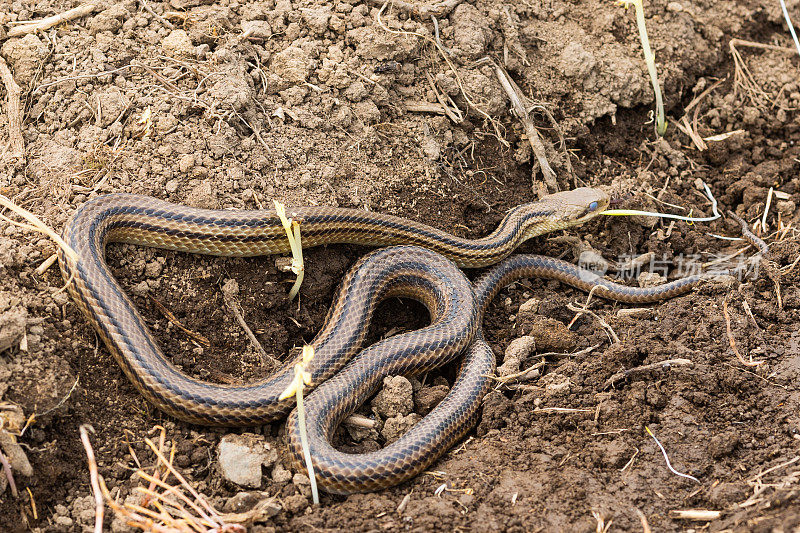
xmin=58 ymin=187 xmax=713 ymax=494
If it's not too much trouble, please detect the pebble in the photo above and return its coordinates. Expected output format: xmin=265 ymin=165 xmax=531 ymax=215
xmin=162 ymin=29 xmax=195 ymax=59
xmin=271 ymin=46 xmax=312 ymax=83
xmin=497 ymin=336 xmax=537 ymax=377
xmin=414 ymin=384 xmax=449 ymax=415
xmin=372 ymin=376 xmax=413 ymax=418
xmin=283 ymin=493 xmax=309 ymax=514
xmin=271 ymin=463 xmax=293 ymax=484
xmin=242 ymin=20 xmax=272 ymax=39
xmin=217 ymin=433 xmax=276 ymax=488
xmin=638 ymin=271 xmax=667 ymax=288
xmin=54 ymin=516 xmax=74 ymax=528
xmin=381 ymin=413 xmax=422 ymax=444
xmin=0 ymin=297 xmax=27 ymax=353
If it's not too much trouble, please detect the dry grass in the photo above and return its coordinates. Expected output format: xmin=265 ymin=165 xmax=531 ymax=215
xmin=79 ymin=425 xmax=280 ymax=532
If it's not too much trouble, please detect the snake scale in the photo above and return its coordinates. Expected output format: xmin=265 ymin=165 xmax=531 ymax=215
xmin=58 ymin=187 xmax=711 ymax=493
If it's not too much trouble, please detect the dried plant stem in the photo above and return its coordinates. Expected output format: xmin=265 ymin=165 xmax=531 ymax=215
xmin=494 ymin=64 xmax=558 ymax=191
xmin=78 ymin=426 xmax=104 ymax=533
xmin=619 ymin=0 xmax=666 ymax=135
xmin=7 ymin=3 xmax=98 ymax=38
xmin=722 ymin=300 xmax=764 ymax=367
xmin=0 ymin=56 xmax=24 ymax=165
xmin=366 ymin=0 xmax=463 ymax=18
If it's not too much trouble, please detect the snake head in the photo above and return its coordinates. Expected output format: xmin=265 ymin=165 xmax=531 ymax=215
xmin=553 ymin=187 xmax=610 ymax=226
xmin=517 ymin=187 xmax=610 ymax=242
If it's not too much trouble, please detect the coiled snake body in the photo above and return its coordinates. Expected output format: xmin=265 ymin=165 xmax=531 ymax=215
xmin=59 ymin=188 xmax=707 ymax=493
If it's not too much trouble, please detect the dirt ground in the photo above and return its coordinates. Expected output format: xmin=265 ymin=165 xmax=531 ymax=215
xmin=2 ymin=0 xmax=800 ymax=531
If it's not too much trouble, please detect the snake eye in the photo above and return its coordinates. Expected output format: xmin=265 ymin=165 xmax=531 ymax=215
xmin=589 ymin=201 xmax=599 ymax=211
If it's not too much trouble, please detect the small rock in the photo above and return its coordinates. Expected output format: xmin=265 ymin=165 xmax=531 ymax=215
xmin=451 ymin=4 xmax=490 ymax=58
xmin=1 ymin=34 xmax=48 ymax=85
xmin=347 ymin=26 xmax=419 ymax=61
xmin=0 ymin=431 xmax=32 ymax=476
xmin=52 ymin=291 xmax=69 ymax=306
xmin=559 ymin=41 xmax=596 ymax=79
xmin=414 ymin=384 xmax=449 ymax=415
xmin=223 ymin=491 xmax=262 ymax=513
xmin=422 ymin=135 xmax=441 ymax=161
xmin=638 ymin=271 xmax=667 ymax=288
xmin=94 ymin=88 xmax=130 ymax=128
xmin=89 ymin=5 xmax=128 ymax=34
xmin=343 ymin=81 xmax=369 ymax=102
xmin=497 ymin=336 xmax=536 ymax=377
xmin=271 ymin=463 xmax=293 ymax=484
xmin=165 ymin=179 xmax=179 ymax=193
xmin=207 ymin=67 xmax=253 ymax=111
xmin=178 ymin=154 xmax=195 ymax=174
xmin=346 ymin=421 xmax=379 ymax=442
xmin=162 ymin=30 xmax=195 ymax=59
xmin=541 ymin=373 xmax=571 ymax=397
xmin=185 ymin=180 xmax=220 ymax=209
xmin=144 ymin=261 xmax=163 ymax=279
xmin=242 ymin=20 xmax=272 ymax=39
xmin=0 ymin=296 xmax=27 ymax=353
xmin=708 ymin=482 xmax=748 ymax=506
xmin=777 ymin=199 xmax=796 ymax=216
xmin=353 ymin=100 xmax=380 ymax=123
xmin=709 ymin=432 xmax=739 ymax=459
xmin=0 ymin=237 xmax=16 ymax=269
xmin=283 ymin=493 xmax=308 ymax=514
xmin=518 ymin=298 xmax=540 ymax=315
xmin=302 ymin=7 xmax=331 ymax=36
xmin=54 ymin=516 xmax=74 ymax=528
xmin=515 ymin=314 xmax=576 ymax=352
xmin=373 ymin=376 xmax=413 ymax=418
xmin=381 ymin=413 xmax=422 ymax=444
xmin=271 ymin=46 xmax=312 ymax=84
xmin=217 ymin=433 xmax=276 ymax=488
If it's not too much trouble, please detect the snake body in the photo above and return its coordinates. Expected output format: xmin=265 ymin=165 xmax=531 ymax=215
xmin=58 ymin=187 xmax=709 ymax=493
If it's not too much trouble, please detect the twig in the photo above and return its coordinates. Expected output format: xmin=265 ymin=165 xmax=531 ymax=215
xmin=494 ymin=64 xmax=557 ymax=191
xmin=34 ymin=253 xmax=58 ymax=275
xmin=567 ymin=303 xmax=620 ymax=344
xmin=221 ymin=280 xmax=280 ymax=369
xmin=79 ymin=425 xmax=104 ymax=533
xmin=669 ymin=509 xmax=721 ymax=521
xmin=404 ymin=101 xmax=447 ymax=114
xmin=645 ymin=426 xmax=699 ymax=483
xmin=7 ymin=3 xmax=99 ymax=38
xmin=396 ymin=491 xmax=412 ymax=514
xmin=375 ymin=3 xmax=507 ymax=145
xmin=19 ymin=375 xmax=80 ymax=436
xmin=0 ymin=56 xmax=24 ymax=165
xmin=148 ymin=296 xmax=211 ymax=347
xmin=729 ymin=39 xmax=796 ymax=108
xmin=0 ymin=446 xmax=18 ymax=498
xmin=636 ymin=509 xmax=652 ymax=533
xmin=366 ymin=0 xmax=463 ymax=18
xmin=722 ymin=300 xmax=764 ymax=367
xmin=747 ymin=456 xmax=799 ymax=483
xmin=603 ymin=358 xmax=693 ymax=390
xmin=343 ymin=414 xmax=377 ymax=428
xmin=139 ymin=0 xmax=174 ymax=30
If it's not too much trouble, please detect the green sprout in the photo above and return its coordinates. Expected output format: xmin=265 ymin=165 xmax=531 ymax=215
xmin=618 ymin=0 xmax=667 ymax=136
xmin=779 ymin=0 xmax=800 ymax=59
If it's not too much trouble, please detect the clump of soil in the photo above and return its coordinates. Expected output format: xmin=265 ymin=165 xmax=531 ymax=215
xmin=2 ymin=0 xmax=800 ymax=531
